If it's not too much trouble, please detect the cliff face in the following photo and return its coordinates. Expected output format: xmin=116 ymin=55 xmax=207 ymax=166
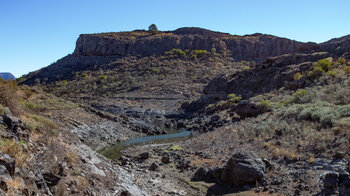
xmin=21 ymin=27 xmax=350 ymax=86
xmin=73 ymin=27 xmax=304 ymax=62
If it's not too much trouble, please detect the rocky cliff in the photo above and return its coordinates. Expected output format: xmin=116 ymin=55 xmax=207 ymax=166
xmin=73 ymin=27 xmax=304 ymax=62
xmin=21 ymin=28 xmax=350 ymax=86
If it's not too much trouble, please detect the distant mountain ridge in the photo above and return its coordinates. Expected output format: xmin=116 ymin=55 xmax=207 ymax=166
xmin=0 ymin=72 xmax=15 ymax=80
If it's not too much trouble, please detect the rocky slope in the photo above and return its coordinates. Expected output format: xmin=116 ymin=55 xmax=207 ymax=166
xmin=11 ymin=27 xmax=350 ymax=195
xmin=22 ymin=27 xmax=306 ymax=85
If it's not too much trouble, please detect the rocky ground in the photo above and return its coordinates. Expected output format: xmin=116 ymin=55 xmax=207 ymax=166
xmin=3 ymin=27 xmax=350 ymax=195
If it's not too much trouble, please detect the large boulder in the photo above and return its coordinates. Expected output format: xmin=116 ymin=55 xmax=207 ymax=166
xmin=233 ymin=100 xmax=264 ymax=118
xmin=320 ymin=171 xmax=339 ymax=189
xmin=220 ymin=152 xmax=266 ymax=187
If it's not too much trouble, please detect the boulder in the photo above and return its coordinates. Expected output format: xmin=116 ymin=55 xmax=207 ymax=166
xmin=43 ymin=172 xmax=61 ymax=187
xmin=192 ymin=167 xmax=212 ymax=182
xmin=149 ymin=162 xmax=159 ymax=171
xmin=0 ymin=154 xmax=16 ymax=177
xmin=138 ymin=152 xmax=150 ymax=160
xmin=220 ymin=152 xmax=266 ymax=187
xmin=233 ymin=100 xmax=264 ymax=119
xmin=320 ymin=171 xmax=339 ymax=189
xmin=161 ymin=156 xmax=170 ymax=164
xmin=334 ymin=151 xmax=346 ymax=159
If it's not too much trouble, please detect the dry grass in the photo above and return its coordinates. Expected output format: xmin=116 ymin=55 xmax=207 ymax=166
xmin=0 ymin=139 xmax=29 ymax=167
xmin=66 ymin=151 xmax=79 ymax=165
xmin=0 ymin=79 xmax=20 ymax=115
xmin=6 ymin=177 xmax=25 ymax=190
xmin=22 ymin=114 xmax=59 ymax=137
xmin=309 ymin=155 xmax=315 ymax=164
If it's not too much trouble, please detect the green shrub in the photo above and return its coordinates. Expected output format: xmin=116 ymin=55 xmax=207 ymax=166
xmin=98 ymin=75 xmax=107 ymax=80
xmin=82 ymin=72 xmax=89 ymax=78
xmin=61 ymin=80 xmax=68 ymax=85
xmin=293 ymin=72 xmax=302 ymax=80
xmin=336 ymin=57 xmax=346 ymax=65
xmin=190 ymin=50 xmax=208 ymax=60
xmin=23 ymin=101 xmax=38 ymax=111
xmin=326 ymin=70 xmax=338 ymax=77
xmin=293 ymin=89 xmax=307 ymax=98
xmin=24 ymin=114 xmax=59 ymax=137
xmin=227 ymin=93 xmax=242 ymax=103
xmin=281 ymin=102 xmax=350 ymax=127
xmin=344 ymin=66 xmax=350 ymax=75
xmin=307 ymin=66 xmax=324 ymax=79
xmin=164 ymin=49 xmax=186 ymax=58
xmin=314 ymin=58 xmax=333 ymax=72
xmin=257 ymin=100 xmax=272 ymax=111
xmin=211 ymin=47 xmax=216 ymax=55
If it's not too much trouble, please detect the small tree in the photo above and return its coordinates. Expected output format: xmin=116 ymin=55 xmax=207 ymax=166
xmin=148 ymin=24 xmax=159 ymax=35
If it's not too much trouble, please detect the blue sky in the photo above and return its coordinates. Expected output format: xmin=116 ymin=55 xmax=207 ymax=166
xmin=1 ymin=0 xmax=349 ymax=77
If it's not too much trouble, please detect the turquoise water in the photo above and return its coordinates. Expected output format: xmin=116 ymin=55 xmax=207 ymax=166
xmin=100 ymin=130 xmax=197 ymax=160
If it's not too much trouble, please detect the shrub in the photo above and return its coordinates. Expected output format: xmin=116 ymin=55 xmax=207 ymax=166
xmin=326 ymin=70 xmax=338 ymax=77
xmin=24 ymin=114 xmax=59 ymax=137
xmin=0 ymin=139 xmax=28 ymax=167
xmin=23 ymin=101 xmax=38 ymax=111
xmin=293 ymin=72 xmax=302 ymax=80
xmin=191 ymin=50 xmax=208 ymax=60
xmin=66 ymin=151 xmax=79 ymax=165
xmin=257 ymin=100 xmax=272 ymax=111
xmin=336 ymin=57 xmax=346 ymax=65
xmin=211 ymin=47 xmax=216 ymax=55
xmin=293 ymin=89 xmax=307 ymax=98
xmin=82 ymin=72 xmax=89 ymax=78
xmin=98 ymin=75 xmax=107 ymax=80
xmin=313 ymin=58 xmax=333 ymax=72
xmin=244 ymin=66 xmax=250 ymax=70
xmin=0 ymin=79 xmax=19 ymax=114
xmin=282 ymin=102 xmax=350 ymax=127
xmin=22 ymin=87 xmax=35 ymax=99
xmin=307 ymin=66 xmax=324 ymax=79
xmin=227 ymin=93 xmax=242 ymax=103
xmin=344 ymin=66 xmax=350 ymax=75
xmin=165 ymin=49 xmax=186 ymax=58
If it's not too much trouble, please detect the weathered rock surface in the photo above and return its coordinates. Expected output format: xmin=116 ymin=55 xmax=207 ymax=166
xmin=220 ymin=152 xmax=266 ymax=187
xmin=74 ymin=28 xmax=303 ymax=62
xmin=233 ymin=100 xmax=265 ymax=118
xmin=0 ymin=154 xmax=16 ymax=177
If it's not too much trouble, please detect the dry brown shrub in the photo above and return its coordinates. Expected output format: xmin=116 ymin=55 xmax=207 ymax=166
xmin=0 ymin=79 xmax=20 ymax=115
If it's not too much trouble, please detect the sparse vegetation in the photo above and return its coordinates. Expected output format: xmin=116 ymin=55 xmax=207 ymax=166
xmin=23 ymin=114 xmax=59 ymax=137
xmin=227 ymin=93 xmax=242 ymax=103
xmin=0 ymin=78 xmax=19 ymax=114
xmin=293 ymin=72 xmax=302 ymax=80
xmin=0 ymin=139 xmax=28 ymax=167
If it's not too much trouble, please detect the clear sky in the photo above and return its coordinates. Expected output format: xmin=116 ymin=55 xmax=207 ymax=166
xmin=1 ymin=0 xmax=349 ymax=77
